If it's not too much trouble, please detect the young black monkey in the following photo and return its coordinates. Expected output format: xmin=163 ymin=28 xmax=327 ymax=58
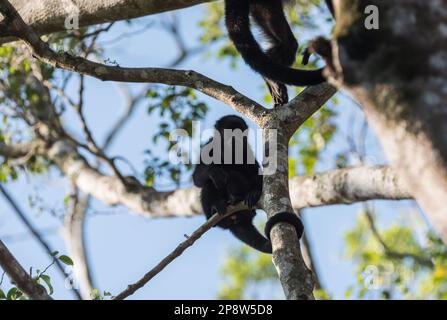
xmin=224 ymin=0 xmax=334 ymax=106
xmin=193 ymin=115 xmax=303 ymax=253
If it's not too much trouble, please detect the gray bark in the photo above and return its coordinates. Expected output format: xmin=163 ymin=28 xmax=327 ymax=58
xmin=330 ymin=0 xmax=447 ymax=242
xmin=1 ymin=0 xmax=211 ymax=43
xmin=63 ymin=195 xmax=95 ymax=300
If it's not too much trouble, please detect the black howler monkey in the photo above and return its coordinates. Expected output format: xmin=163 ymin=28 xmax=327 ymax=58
xmin=224 ymin=0 xmax=334 ymax=106
xmin=193 ymin=115 xmax=303 ymax=253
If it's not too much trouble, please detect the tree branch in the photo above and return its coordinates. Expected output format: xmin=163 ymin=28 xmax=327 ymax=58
xmin=113 ymin=209 xmax=237 ymax=300
xmin=0 ymin=185 xmax=82 ymax=300
xmin=0 ymin=239 xmax=52 ymax=300
xmin=49 ymin=135 xmax=412 ymax=218
xmin=0 ymin=1 xmax=265 ymax=123
xmin=328 ymin=0 xmax=447 ymax=242
xmin=1 ymin=0 xmax=214 ymax=44
xmin=363 ymin=205 xmax=433 ymax=268
xmin=63 ymin=192 xmax=96 ymax=300
xmin=290 ymin=166 xmax=412 ymax=209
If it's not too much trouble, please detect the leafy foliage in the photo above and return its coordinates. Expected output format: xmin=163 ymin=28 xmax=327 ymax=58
xmin=344 ymin=211 xmax=447 ymax=299
xmin=0 ymin=252 xmax=74 ymax=300
xmin=144 ymin=86 xmax=208 ymax=187
xmin=218 ymin=246 xmax=280 ymax=299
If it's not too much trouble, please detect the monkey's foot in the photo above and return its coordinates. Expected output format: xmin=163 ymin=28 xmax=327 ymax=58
xmin=264 ymin=78 xmax=288 ymax=107
xmin=307 ymin=37 xmax=335 ymax=74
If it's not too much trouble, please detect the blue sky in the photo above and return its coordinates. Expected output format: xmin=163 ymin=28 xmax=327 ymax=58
xmin=0 ymin=3 xmax=421 ymax=299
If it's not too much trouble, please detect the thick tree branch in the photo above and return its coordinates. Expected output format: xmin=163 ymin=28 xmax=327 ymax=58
xmin=47 ymin=136 xmax=410 ymax=218
xmin=0 ymin=141 xmax=43 ymax=159
xmin=290 ymin=166 xmax=412 ymax=209
xmin=0 ymin=2 xmax=265 ymax=123
xmin=1 ymin=0 xmax=213 ymax=44
xmin=47 ymin=140 xmax=202 ymax=218
xmin=262 ymin=128 xmax=314 ymax=300
xmin=0 ymin=239 xmax=52 ymax=300
xmin=275 ymin=83 xmax=337 ymax=136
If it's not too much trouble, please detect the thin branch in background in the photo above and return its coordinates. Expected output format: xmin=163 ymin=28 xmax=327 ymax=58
xmin=64 ymin=190 xmax=95 ymax=300
xmin=160 ymin=14 xmax=207 ymax=68
xmin=300 ymin=218 xmax=323 ymax=291
xmin=363 ymin=203 xmax=434 ymax=268
xmin=343 ymin=113 xmax=432 ymax=267
xmin=75 ymin=74 xmax=129 ymax=187
xmin=98 ymin=21 xmax=156 ymax=47
xmin=1 ymin=227 xmax=59 ymax=243
xmin=0 ymin=185 xmax=83 ymax=299
xmin=71 ymin=23 xmax=115 ymax=44
xmin=0 ymin=239 xmax=52 ymax=300
xmin=113 ymin=210 xmax=235 ymax=300
xmin=102 ymin=83 xmax=148 ymax=151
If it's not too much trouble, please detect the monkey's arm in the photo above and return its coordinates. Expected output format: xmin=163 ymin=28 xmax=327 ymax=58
xmin=325 ymin=0 xmax=335 ymax=17
xmin=242 ymin=161 xmax=263 ymax=208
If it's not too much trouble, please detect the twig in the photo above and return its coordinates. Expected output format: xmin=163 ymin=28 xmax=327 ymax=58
xmin=113 ymin=211 xmax=231 ymax=300
xmin=74 ymin=74 xmax=129 ymax=187
xmin=1 ymin=227 xmax=59 ymax=242
xmin=64 ymin=190 xmax=96 ymax=300
xmin=0 ymin=271 xmax=5 ymax=286
xmin=102 ymin=84 xmax=147 ymax=150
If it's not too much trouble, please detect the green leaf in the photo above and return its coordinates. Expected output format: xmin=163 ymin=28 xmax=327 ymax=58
xmin=7 ymin=287 xmax=22 ymax=300
xmin=59 ymin=255 xmax=74 ymax=266
xmin=40 ymin=274 xmax=54 ymax=295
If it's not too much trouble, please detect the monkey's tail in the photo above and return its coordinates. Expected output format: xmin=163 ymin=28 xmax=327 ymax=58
xmin=228 ymin=210 xmax=272 ymax=254
xmin=225 ymin=0 xmax=325 ymax=87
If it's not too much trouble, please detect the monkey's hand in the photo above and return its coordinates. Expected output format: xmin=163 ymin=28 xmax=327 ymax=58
xmin=244 ymin=190 xmax=262 ymax=208
xmin=209 ymin=168 xmax=228 ymax=190
xmin=211 ymin=200 xmax=228 ymax=216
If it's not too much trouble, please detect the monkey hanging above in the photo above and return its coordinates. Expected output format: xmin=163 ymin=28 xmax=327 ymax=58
xmin=193 ymin=115 xmax=304 ymax=253
xmin=224 ymin=0 xmax=334 ymax=106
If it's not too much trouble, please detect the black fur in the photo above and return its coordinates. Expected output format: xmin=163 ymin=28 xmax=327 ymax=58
xmin=264 ymin=211 xmax=304 ymax=241
xmin=193 ymin=115 xmax=269 ymax=253
xmin=193 ymin=115 xmax=304 ymax=254
xmin=224 ymin=0 xmax=334 ymax=103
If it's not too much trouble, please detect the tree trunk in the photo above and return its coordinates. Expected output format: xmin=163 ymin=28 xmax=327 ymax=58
xmin=333 ymin=0 xmax=447 ymax=242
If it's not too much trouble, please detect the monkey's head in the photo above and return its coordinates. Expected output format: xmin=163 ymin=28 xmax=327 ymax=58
xmin=214 ymin=115 xmax=248 ymax=132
